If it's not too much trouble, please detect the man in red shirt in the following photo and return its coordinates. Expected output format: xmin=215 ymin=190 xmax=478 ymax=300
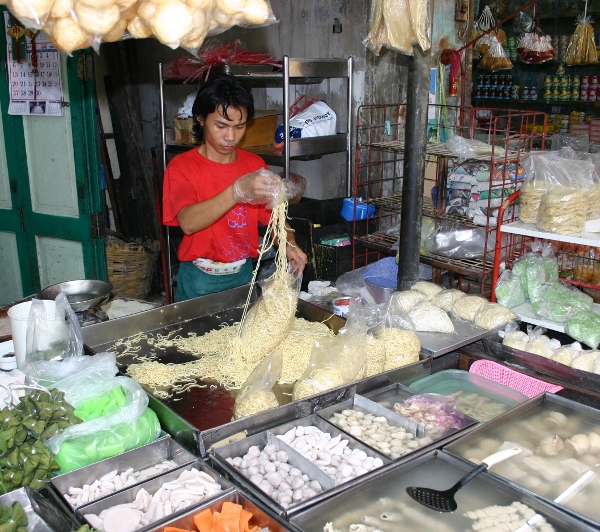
xmin=163 ymin=74 xmax=307 ymax=301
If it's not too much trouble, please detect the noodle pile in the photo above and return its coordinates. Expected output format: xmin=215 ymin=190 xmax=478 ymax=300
xmin=292 ymin=367 xmax=345 ymax=400
xmin=233 ymin=389 xmax=279 ymax=419
xmin=518 ymin=181 xmax=544 ymax=223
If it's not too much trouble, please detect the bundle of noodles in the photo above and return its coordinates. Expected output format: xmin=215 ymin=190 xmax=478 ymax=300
xmin=232 ymin=199 xmax=299 ymax=365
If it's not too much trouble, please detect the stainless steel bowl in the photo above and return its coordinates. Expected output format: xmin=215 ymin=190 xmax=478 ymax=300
xmin=38 ymin=280 xmax=112 ymax=311
xmin=365 ymin=280 xmax=396 ymax=304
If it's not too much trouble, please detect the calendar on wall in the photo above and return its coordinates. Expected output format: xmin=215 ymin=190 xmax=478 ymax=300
xmin=4 ymin=15 xmax=64 ymax=116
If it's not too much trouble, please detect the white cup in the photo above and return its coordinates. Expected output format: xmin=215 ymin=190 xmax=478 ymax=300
xmin=7 ymin=300 xmax=64 ymax=369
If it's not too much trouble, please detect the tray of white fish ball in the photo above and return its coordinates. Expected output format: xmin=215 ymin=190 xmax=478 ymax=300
xmin=49 ymin=435 xmax=197 ymax=513
xmin=289 ymin=449 xmax=594 ymax=532
xmin=409 ymin=369 xmax=529 ymax=423
xmin=77 ymin=460 xmax=233 ymax=532
xmin=315 ymin=394 xmax=437 ymax=461
xmin=212 ymin=414 xmax=390 ymax=517
xmin=362 ymin=383 xmax=478 ymax=441
xmin=445 ymin=393 xmax=600 ymax=528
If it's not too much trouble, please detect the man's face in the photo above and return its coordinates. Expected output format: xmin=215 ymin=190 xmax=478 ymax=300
xmin=198 ymin=105 xmax=248 ymax=162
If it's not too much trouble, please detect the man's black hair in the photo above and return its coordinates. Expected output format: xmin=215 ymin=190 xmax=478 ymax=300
xmin=191 ymin=74 xmax=255 ymax=142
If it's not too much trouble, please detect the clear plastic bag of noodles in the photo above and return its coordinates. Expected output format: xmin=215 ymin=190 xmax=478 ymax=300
xmin=236 ymin=271 xmax=301 ymax=365
xmin=536 ymin=156 xmax=594 ymax=234
xmin=233 ymin=348 xmax=282 ymax=420
xmin=494 ymin=269 xmax=526 ymax=309
xmin=524 ymin=326 xmax=559 ymax=358
xmin=519 ymin=153 xmax=547 ymax=223
xmin=565 ymin=15 xmax=599 ymax=65
xmin=478 ymin=34 xmax=513 ymax=71
xmin=363 ymin=0 xmax=388 ymax=55
xmin=500 ymin=321 xmax=530 ymax=351
xmin=292 ymin=327 xmax=367 ymax=401
xmin=580 ymin=153 xmax=600 ymax=220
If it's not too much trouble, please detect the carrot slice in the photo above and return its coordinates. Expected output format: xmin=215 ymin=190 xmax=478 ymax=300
xmin=164 ymin=528 xmax=192 ymax=532
xmin=239 ymin=508 xmax=253 ymax=532
xmin=221 ymin=502 xmax=243 ymax=515
xmin=193 ymin=508 xmax=214 ymax=532
xmin=214 ymin=512 xmax=240 ymax=532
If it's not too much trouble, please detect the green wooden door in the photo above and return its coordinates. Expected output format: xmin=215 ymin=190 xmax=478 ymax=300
xmin=0 ymin=32 xmax=106 ymax=305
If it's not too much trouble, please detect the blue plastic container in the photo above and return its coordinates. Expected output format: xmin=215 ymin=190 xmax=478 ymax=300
xmin=340 ymin=197 xmax=375 ymax=221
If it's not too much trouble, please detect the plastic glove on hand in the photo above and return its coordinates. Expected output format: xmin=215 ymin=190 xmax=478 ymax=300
xmin=232 ymin=168 xmax=282 ymax=205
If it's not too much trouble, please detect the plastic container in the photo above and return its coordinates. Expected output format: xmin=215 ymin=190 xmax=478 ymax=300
xmin=0 ymin=341 xmax=16 ymax=371
xmin=7 ymin=300 xmax=62 ymax=369
xmin=340 ymin=197 xmax=375 ymax=221
xmin=409 ymin=369 xmax=528 ymax=422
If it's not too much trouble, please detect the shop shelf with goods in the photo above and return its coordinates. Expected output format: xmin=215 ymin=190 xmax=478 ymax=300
xmin=492 ymin=189 xmax=600 ymax=333
xmin=351 ymin=103 xmax=546 ymax=297
xmin=159 ymin=57 xmax=353 ymax=300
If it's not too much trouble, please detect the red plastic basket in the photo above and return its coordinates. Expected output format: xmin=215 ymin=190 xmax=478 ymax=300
xmin=469 ymin=360 xmax=563 ymax=399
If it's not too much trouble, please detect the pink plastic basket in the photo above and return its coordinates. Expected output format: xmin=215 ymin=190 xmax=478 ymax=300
xmin=469 ymin=360 xmax=563 ymax=399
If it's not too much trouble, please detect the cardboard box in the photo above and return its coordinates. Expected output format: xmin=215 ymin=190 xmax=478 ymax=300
xmin=173 ymin=117 xmax=200 ymax=145
xmin=238 ymin=111 xmax=280 ymax=147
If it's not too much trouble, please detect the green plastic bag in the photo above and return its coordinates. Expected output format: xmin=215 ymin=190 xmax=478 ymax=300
xmin=52 ymin=408 xmax=161 ymax=473
xmin=524 ymin=256 xmax=559 ymax=303
xmin=565 ymin=310 xmax=600 ymax=349
xmin=495 ymin=269 xmax=525 ymax=308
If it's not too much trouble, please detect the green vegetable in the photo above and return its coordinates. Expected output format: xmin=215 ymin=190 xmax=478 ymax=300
xmin=565 ymin=310 xmax=600 ymax=349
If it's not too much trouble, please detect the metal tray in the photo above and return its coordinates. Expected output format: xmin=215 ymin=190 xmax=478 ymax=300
xmin=418 ymin=320 xmax=502 ymax=358
xmin=362 ymin=383 xmax=480 ymax=444
xmin=82 ymin=284 xmax=434 ymax=456
xmin=289 ymin=449 xmax=597 ymax=532
xmin=49 ymin=435 xmax=197 ymax=512
xmin=0 ymin=487 xmax=78 ymax=532
xmin=444 ymin=393 xmax=600 ymax=529
xmin=212 ymin=430 xmax=335 ymax=518
xmin=145 ymin=489 xmax=289 ymax=532
xmin=76 ymin=460 xmax=234 ymax=530
xmin=483 ymin=337 xmax=600 ymax=392
xmin=316 ymin=394 xmax=429 ymax=460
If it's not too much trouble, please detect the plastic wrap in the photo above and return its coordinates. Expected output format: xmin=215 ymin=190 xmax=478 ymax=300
xmin=565 ymin=310 xmax=600 ymax=348
xmin=390 ymin=290 xmax=426 ymax=313
xmin=565 ymin=15 xmax=599 ymax=65
xmin=446 ymin=136 xmax=505 ymax=161
xmin=478 ymin=34 xmax=513 ymax=70
xmin=408 ymin=301 xmax=454 ymax=333
xmin=292 ymin=327 xmax=366 ymax=401
xmin=451 ymin=295 xmax=488 ymax=322
xmin=423 ymin=220 xmax=490 ymax=259
xmin=495 ymin=270 xmax=526 ymax=309
xmin=519 ymin=153 xmax=548 ymax=223
xmin=570 ymin=350 xmax=600 ymax=371
xmin=233 ymin=169 xmax=300 ymax=209
xmin=581 ymin=153 xmax=600 ymax=221
xmin=434 ymin=288 xmax=466 ymax=312
xmin=410 ymin=280 xmax=443 ymax=299
xmin=233 ymin=349 xmax=282 ymax=420
xmin=524 ymin=255 xmax=559 ymax=304
xmin=501 ymin=322 xmax=530 ymax=351
xmin=536 ymin=281 xmax=593 ymax=322
xmin=474 ymin=303 xmax=517 ymax=330
xmin=551 ymin=342 xmax=583 ymax=366
xmin=524 ymin=327 xmax=559 ymax=358
xmin=23 ymin=294 xmax=83 ymax=384
xmin=8 ymin=0 xmax=277 ymax=54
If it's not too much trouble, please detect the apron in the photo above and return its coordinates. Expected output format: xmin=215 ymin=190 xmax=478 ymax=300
xmin=176 ymin=260 xmax=253 ymax=302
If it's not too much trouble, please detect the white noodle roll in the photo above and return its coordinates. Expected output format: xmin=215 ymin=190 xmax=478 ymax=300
xmin=49 ymin=0 xmax=72 ymax=20
xmin=390 ymin=290 xmax=425 ymax=313
xmin=408 ymin=301 xmax=454 ymax=333
xmin=410 ymin=280 xmax=443 ymax=299
xmin=434 ymin=288 xmax=466 ymax=312
xmin=7 ymin=0 xmax=53 ymax=29
xmin=238 ymin=0 xmax=274 ymax=25
xmin=127 ymin=14 xmax=153 ymax=38
xmin=46 ymin=17 xmax=91 ymax=53
xmin=137 ymin=0 xmax=157 ymax=27
xmin=74 ymin=1 xmax=120 ymax=36
xmin=474 ymin=302 xmax=517 ymax=330
xmin=149 ymin=0 xmax=195 ymax=49
xmin=525 ymin=334 xmax=555 ymax=358
xmin=552 ymin=343 xmax=581 ymax=366
xmin=503 ymin=331 xmax=529 ymax=351
xmin=292 ymin=328 xmax=366 ymax=401
xmin=233 ymin=349 xmax=282 ymax=420
xmin=180 ymin=8 xmax=209 ymax=50
xmin=571 ymin=350 xmax=600 ymax=372
xmin=451 ymin=295 xmax=488 ymax=322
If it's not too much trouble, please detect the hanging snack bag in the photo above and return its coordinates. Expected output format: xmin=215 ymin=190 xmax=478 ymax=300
xmin=478 ymin=34 xmax=513 ymax=71
xmin=517 ymin=33 xmax=556 ymax=63
xmin=565 ymin=16 xmax=599 ymax=65
xmin=233 ymin=349 xmax=282 ymax=420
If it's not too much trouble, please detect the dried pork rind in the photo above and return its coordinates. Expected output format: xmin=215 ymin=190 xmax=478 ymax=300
xmin=408 ymin=302 xmax=454 ymax=333
xmin=451 ymin=295 xmax=488 ymax=322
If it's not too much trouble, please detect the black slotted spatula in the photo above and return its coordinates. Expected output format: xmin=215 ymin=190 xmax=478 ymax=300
xmin=406 ymin=447 xmax=522 ymax=512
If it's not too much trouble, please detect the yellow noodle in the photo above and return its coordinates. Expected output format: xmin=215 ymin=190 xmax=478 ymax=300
xmin=233 ymin=389 xmax=279 ymax=420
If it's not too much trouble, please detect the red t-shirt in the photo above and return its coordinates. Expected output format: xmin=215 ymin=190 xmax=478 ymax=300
xmin=163 ymin=148 xmax=271 ymax=263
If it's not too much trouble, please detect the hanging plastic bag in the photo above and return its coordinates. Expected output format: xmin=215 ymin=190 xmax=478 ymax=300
xmin=517 ymin=33 xmax=556 ymax=63
xmin=423 ymin=219 xmax=489 ymax=260
xmin=233 ymin=349 xmax=282 ymax=420
xmin=292 ymin=327 xmax=367 ymax=401
xmin=273 ymin=101 xmax=337 ymax=145
xmin=495 ymin=269 xmax=526 ymax=309
xmin=23 ymin=293 xmax=83 ymax=383
xmin=565 ymin=15 xmax=599 ymax=65
xmin=478 ymin=34 xmax=513 ymax=71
